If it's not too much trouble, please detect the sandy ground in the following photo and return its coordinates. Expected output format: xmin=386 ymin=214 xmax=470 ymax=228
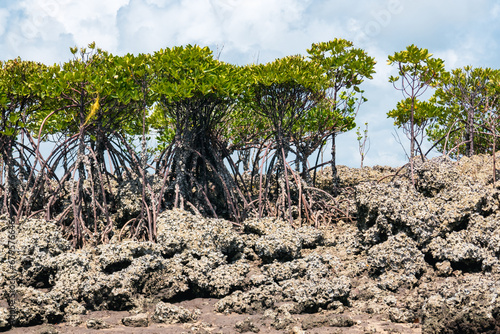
xmin=2 ymin=297 xmax=421 ymax=333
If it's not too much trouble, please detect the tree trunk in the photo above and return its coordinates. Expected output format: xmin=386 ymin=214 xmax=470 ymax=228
xmin=493 ymin=134 xmax=496 ymax=186
xmin=74 ymin=128 xmax=86 ymax=248
xmin=410 ymin=98 xmax=415 ymax=186
xmin=74 ymin=97 xmax=87 ymax=248
xmin=330 ymin=133 xmax=339 ymax=194
xmin=140 ymin=104 xmax=155 ymax=241
xmin=4 ymin=139 xmax=16 ymax=218
xmin=300 ymin=152 xmax=310 ymax=184
xmin=466 ymin=108 xmax=474 ymax=157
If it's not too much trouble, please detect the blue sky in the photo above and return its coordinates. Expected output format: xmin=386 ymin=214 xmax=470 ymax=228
xmin=1 ymin=0 xmax=499 ymax=167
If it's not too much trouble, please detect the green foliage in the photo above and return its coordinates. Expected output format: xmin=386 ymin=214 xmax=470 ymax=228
xmin=387 ymin=45 xmax=445 ymax=161
xmin=388 ymin=97 xmax=442 ymax=128
xmin=247 ymin=54 xmax=326 ymax=89
xmin=152 ymin=45 xmax=244 ymax=102
xmin=0 ymin=58 xmax=46 ymax=138
xmin=243 ymin=55 xmax=327 ymax=152
xmin=245 ymin=55 xmax=326 ymax=107
xmin=428 ymin=66 xmax=500 ymax=157
xmin=102 ymin=52 xmax=155 ymax=136
xmin=150 ymin=45 xmax=245 ymax=150
xmin=308 ymin=38 xmax=376 ymax=89
xmin=307 ymin=38 xmax=376 ymax=133
xmin=356 ymin=122 xmax=370 ymax=168
xmin=36 ymin=46 xmax=149 ymax=140
xmin=0 ymin=58 xmax=49 ymax=217
xmin=388 ymin=45 xmax=444 ymax=87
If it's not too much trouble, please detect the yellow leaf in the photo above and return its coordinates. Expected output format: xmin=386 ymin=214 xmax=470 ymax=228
xmin=84 ymin=95 xmax=100 ymax=125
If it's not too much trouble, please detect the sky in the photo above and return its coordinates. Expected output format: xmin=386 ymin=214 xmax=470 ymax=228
xmin=0 ymin=0 xmax=499 ymax=167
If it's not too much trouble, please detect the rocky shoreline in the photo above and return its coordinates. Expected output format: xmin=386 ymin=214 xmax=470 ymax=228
xmin=1 ymin=155 xmax=500 ymax=333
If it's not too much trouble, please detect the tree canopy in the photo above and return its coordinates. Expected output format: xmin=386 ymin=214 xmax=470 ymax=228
xmin=428 ymin=66 xmax=500 ymax=158
xmin=307 ymin=39 xmax=376 ymax=186
xmin=5 ymin=39 xmax=500 ymax=247
xmin=387 ymin=45 xmax=444 ymax=184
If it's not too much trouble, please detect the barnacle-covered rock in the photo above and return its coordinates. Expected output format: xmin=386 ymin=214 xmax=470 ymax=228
xmin=280 ymin=276 xmax=351 ymax=311
xmin=122 ymin=313 xmax=149 ymax=327
xmin=426 ymin=233 xmax=485 ymax=269
xmin=0 ymin=218 xmax=70 ymax=290
xmin=12 ymin=286 xmax=64 ymax=326
xmin=262 ymin=253 xmax=336 ymax=282
xmin=315 ymin=165 xmax=397 ymax=192
xmin=253 ymin=228 xmax=303 ymax=263
xmin=243 ymin=217 xmax=290 ymax=236
xmin=190 ymin=260 xmax=250 ymax=297
xmin=296 ymin=226 xmax=325 ymax=248
xmin=156 ymin=209 xmax=244 ymax=258
xmin=0 ymin=307 xmax=9 ymax=330
xmin=245 ymin=217 xmax=326 ymax=263
xmin=367 ymin=233 xmax=426 ymax=281
xmin=152 ymin=302 xmax=200 ymax=324
xmin=140 ymin=255 xmax=189 ymax=299
xmin=214 ymin=283 xmax=283 ymax=314
xmin=95 ymin=241 xmax=165 ymax=273
xmin=356 ymin=157 xmax=500 ymax=262
xmin=421 ymin=276 xmax=500 ymax=333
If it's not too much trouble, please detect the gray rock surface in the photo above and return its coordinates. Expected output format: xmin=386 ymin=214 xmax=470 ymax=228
xmin=156 ymin=208 xmax=244 ymax=257
xmin=215 ymin=283 xmax=284 ymax=314
xmin=356 ymin=157 xmax=500 ymax=267
xmin=0 ymin=219 xmax=70 ymax=290
xmin=280 ymin=276 xmax=351 ymax=311
xmin=367 ymin=233 xmax=427 ymax=290
xmin=122 ymin=313 xmax=149 ymax=327
xmin=1 ymin=155 xmax=499 ymax=332
xmin=420 ymin=276 xmax=500 ymax=333
xmin=253 ymin=229 xmax=303 ymax=263
xmin=354 ymin=156 xmax=500 ymax=331
xmin=234 ymin=317 xmax=260 ymax=333
xmin=152 ymin=302 xmax=200 ymax=324
xmin=86 ymin=318 xmax=111 ymax=329
xmin=0 ymin=307 xmax=9 ymax=330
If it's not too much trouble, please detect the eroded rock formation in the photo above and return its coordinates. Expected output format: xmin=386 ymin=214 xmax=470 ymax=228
xmin=0 ymin=155 xmax=499 ymax=333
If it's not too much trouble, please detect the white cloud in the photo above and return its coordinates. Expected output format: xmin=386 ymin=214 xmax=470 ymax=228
xmin=434 ymin=49 xmax=460 ymax=69
xmin=0 ymin=9 xmax=9 ymax=36
xmin=493 ymin=3 xmax=500 ymax=18
xmin=14 ymin=0 xmax=129 ymax=54
xmin=116 ymin=0 xmax=314 ymax=60
xmin=1 ymin=0 xmax=499 ymax=167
